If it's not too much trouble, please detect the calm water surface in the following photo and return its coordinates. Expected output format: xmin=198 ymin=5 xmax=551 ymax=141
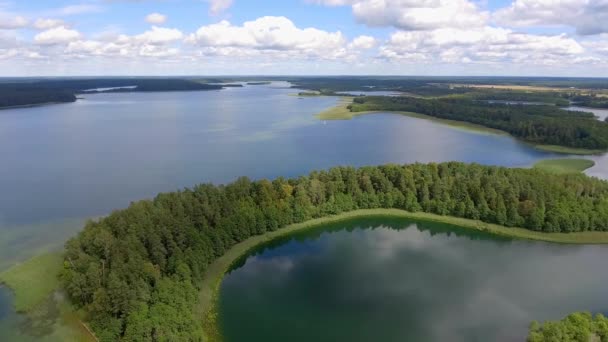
xmin=0 ymin=83 xmax=600 ymax=339
xmin=220 ymin=217 xmax=608 ymax=342
xmin=0 ymin=83 xmax=564 ymax=267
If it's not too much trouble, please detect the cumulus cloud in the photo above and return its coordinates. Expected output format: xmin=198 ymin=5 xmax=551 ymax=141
xmin=190 ymin=16 xmax=347 ymax=58
xmin=34 ymin=26 xmax=82 ymax=45
xmin=63 ymin=25 xmax=185 ymax=60
xmin=494 ymin=0 xmax=608 ymax=35
xmin=135 ymin=26 xmax=183 ymax=45
xmin=349 ymin=35 xmax=376 ymax=49
xmin=312 ymin=0 xmax=488 ymax=30
xmin=0 ymin=15 xmax=28 ymax=29
xmin=379 ymin=26 xmax=586 ymax=65
xmin=145 ymin=13 xmax=167 ymax=25
xmin=206 ymin=0 xmax=233 ymax=15
xmin=33 ymin=18 xmax=66 ymax=30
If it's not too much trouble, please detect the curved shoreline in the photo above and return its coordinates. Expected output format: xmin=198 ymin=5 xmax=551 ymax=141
xmin=315 ymin=98 xmax=607 ymax=156
xmin=197 ymin=208 xmax=608 ymax=341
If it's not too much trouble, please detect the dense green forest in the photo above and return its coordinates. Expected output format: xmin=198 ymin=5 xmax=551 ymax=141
xmin=0 ymin=87 xmax=76 ymax=108
xmin=528 ymin=312 xmax=608 ymax=342
xmin=288 ymin=76 xmax=608 ymax=91
xmin=463 ymin=90 xmax=570 ymax=106
xmin=61 ymin=162 xmax=608 ymax=341
xmin=349 ymin=96 xmax=608 ymax=150
xmin=0 ymin=79 xmax=222 ymax=109
xmin=290 ymin=77 xmax=474 ymax=96
xmin=568 ymin=94 xmax=608 ymax=108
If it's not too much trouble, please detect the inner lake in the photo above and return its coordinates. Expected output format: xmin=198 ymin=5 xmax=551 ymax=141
xmin=220 ymin=216 xmax=608 ymax=342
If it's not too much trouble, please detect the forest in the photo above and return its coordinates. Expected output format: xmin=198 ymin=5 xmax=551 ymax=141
xmin=0 ymin=78 xmax=223 ymax=109
xmin=0 ymin=87 xmax=77 ymax=108
xmin=464 ymin=90 xmax=571 ymax=106
xmin=568 ymin=94 xmax=608 ymax=108
xmin=61 ymin=162 xmax=608 ymax=341
xmin=288 ymin=76 xmax=608 ymax=94
xmin=528 ymin=312 xmax=608 ymax=342
xmin=349 ymin=96 xmax=608 ymax=150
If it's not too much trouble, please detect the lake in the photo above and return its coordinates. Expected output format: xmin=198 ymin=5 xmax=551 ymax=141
xmin=220 ymin=216 xmax=608 ymax=342
xmin=0 ymin=82 xmax=565 ymax=269
xmin=0 ymin=83 xmax=598 ymax=339
xmin=567 ymin=106 xmax=608 ymax=179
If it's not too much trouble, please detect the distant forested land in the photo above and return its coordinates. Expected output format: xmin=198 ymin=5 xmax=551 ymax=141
xmin=291 ymin=77 xmax=473 ymax=96
xmin=463 ymin=90 xmax=571 ymax=106
xmin=289 ymin=76 xmax=608 ymax=95
xmin=0 ymin=78 xmax=223 ymax=109
xmin=349 ymin=96 xmax=608 ymax=150
xmin=0 ymin=87 xmax=77 ymax=108
xmin=61 ymin=162 xmax=608 ymax=341
xmin=528 ymin=312 xmax=608 ymax=342
xmin=568 ymin=94 xmax=608 ymax=108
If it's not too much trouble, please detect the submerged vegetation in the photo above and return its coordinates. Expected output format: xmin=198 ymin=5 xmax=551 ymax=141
xmin=533 ymin=159 xmax=595 ymax=174
xmin=0 ymin=252 xmax=63 ymax=312
xmin=60 ymin=162 xmax=608 ymax=341
xmin=528 ymin=312 xmax=608 ymax=342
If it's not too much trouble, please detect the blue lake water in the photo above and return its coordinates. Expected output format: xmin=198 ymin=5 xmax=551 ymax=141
xmin=0 ymin=82 xmax=600 ymax=340
xmin=0 ymin=83 xmax=576 ymax=268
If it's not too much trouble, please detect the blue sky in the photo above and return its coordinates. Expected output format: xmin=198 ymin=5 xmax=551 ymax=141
xmin=0 ymin=0 xmax=607 ymax=76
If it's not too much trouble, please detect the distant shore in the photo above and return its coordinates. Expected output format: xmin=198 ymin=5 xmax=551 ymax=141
xmin=314 ymin=97 xmax=607 ymax=156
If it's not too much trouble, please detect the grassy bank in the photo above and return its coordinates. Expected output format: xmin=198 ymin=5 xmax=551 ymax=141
xmin=532 ymin=144 xmax=605 ymax=155
xmin=534 ymin=158 xmax=596 ymax=174
xmin=0 ymin=252 xmax=98 ymax=341
xmin=198 ymin=208 xmax=608 ymax=342
xmin=0 ymin=252 xmax=63 ymax=312
xmin=315 ymin=98 xmax=606 ymax=155
xmin=315 ymin=99 xmax=514 ymax=136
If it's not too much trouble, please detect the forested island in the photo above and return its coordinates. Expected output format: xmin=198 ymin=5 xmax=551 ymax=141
xmin=344 ymin=96 xmax=608 ymax=152
xmin=0 ymin=78 xmax=223 ymax=109
xmin=59 ymin=162 xmax=608 ymax=341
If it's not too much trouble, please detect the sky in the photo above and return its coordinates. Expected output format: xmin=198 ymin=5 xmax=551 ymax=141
xmin=0 ymin=0 xmax=608 ymax=76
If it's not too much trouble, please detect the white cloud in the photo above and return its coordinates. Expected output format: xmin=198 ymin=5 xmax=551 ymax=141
xmin=34 ymin=26 xmax=82 ymax=45
xmin=0 ymin=15 xmax=27 ymax=29
xmin=380 ymin=26 xmax=585 ymax=65
xmin=349 ymin=35 xmax=376 ymax=49
xmin=145 ymin=13 xmax=167 ymax=25
xmin=135 ymin=26 xmax=183 ymax=45
xmin=206 ymin=0 xmax=233 ymax=15
xmin=312 ymin=0 xmax=488 ymax=30
xmin=494 ymin=0 xmax=608 ymax=35
xmin=33 ymin=18 xmax=66 ymax=30
xmin=192 ymin=16 xmax=345 ymax=53
xmin=0 ymin=31 xmax=18 ymax=48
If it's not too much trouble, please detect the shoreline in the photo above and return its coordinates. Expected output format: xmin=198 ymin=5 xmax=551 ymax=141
xmin=315 ymin=98 xmax=607 ymax=156
xmin=0 ymin=100 xmax=75 ymax=111
xmin=197 ymin=208 xmax=608 ymax=342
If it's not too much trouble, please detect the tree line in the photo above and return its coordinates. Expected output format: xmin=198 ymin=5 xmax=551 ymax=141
xmin=62 ymin=162 xmax=608 ymax=341
xmin=528 ymin=312 xmax=608 ymax=342
xmin=349 ymin=96 xmax=608 ymax=150
xmin=0 ymin=87 xmax=76 ymax=108
xmin=0 ymin=79 xmax=223 ymax=109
